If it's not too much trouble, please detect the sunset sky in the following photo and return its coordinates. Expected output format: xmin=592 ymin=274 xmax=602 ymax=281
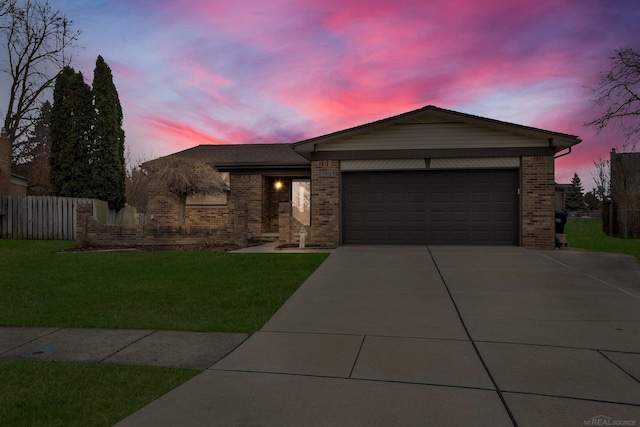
xmin=15 ymin=1 xmax=640 ymax=187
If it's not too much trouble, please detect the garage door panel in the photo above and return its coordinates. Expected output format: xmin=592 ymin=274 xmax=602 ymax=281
xmin=342 ymin=170 xmax=518 ymax=245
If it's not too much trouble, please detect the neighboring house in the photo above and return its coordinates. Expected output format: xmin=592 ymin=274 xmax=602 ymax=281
xmin=555 ymin=183 xmax=570 ymax=211
xmin=609 ymin=149 xmax=640 ymax=238
xmin=0 ymin=129 xmax=28 ymax=196
xmin=147 ymin=105 xmax=581 ymax=249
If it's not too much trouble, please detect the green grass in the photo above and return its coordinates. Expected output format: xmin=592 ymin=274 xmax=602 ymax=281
xmin=565 ymin=218 xmax=640 ymax=260
xmin=0 ymin=240 xmax=328 ymax=332
xmin=0 ymin=360 xmax=198 ymax=427
xmin=0 ymin=240 xmax=328 ymax=426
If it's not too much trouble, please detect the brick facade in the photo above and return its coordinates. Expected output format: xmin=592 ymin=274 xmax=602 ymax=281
xmin=230 ymin=174 xmax=262 ymax=238
xmin=521 ymin=155 xmax=556 ymax=249
xmin=144 ymin=154 xmax=558 ymax=250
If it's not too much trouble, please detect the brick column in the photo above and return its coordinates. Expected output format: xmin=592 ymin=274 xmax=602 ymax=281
xmin=76 ymin=203 xmax=95 ymax=246
xmin=278 ymin=201 xmax=292 ymax=245
xmin=310 ymin=160 xmax=340 ymax=246
xmin=234 ymin=200 xmax=248 ymax=247
xmin=521 ymin=155 xmax=555 ymax=249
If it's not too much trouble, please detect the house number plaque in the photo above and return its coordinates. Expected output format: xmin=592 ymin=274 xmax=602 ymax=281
xmin=317 ymin=171 xmax=337 ymax=178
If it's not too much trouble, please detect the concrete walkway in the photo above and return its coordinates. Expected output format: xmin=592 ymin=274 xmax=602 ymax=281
xmin=0 ymin=328 xmax=248 ymax=370
xmin=114 ymin=246 xmax=640 ymax=426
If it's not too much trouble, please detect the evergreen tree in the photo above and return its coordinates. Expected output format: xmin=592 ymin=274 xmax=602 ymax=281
xmin=49 ymin=67 xmax=94 ymax=197
xmin=91 ymin=56 xmax=126 ymax=210
xmin=565 ymin=173 xmax=587 ymax=211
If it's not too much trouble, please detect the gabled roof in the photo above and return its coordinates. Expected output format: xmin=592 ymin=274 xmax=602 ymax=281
xmin=155 ymin=143 xmax=309 ymax=169
xmin=293 ymin=105 xmax=581 ymax=155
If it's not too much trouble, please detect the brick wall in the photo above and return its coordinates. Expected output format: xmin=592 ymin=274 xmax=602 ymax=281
xmin=308 ymin=160 xmax=340 ymax=246
xmin=521 ymin=155 xmax=555 ymax=249
xmin=0 ymin=131 xmax=10 ymax=195
xmin=76 ymin=203 xmax=248 ymax=249
xmin=146 ymin=181 xmax=184 ymax=226
xmin=145 ymin=173 xmax=264 ymax=240
xmin=230 ymin=174 xmax=262 ymax=238
xmin=185 ymin=207 xmax=230 ymax=227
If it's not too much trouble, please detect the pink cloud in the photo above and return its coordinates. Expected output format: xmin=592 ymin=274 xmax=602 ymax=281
xmin=141 ymin=115 xmax=233 ymax=150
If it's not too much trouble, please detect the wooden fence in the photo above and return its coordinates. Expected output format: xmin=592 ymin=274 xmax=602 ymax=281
xmin=0 ymin=196 xmax=138 ymax=240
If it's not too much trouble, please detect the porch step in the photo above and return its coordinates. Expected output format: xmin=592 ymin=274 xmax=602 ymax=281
xmin=260 ymin=233 xmax=279 ymax=242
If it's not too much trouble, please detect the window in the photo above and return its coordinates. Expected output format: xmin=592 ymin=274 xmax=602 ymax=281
xmin=291 ymin=179 xmax=310 ymax=225
xmin=186 ymin=172 xmax=230 ymax=206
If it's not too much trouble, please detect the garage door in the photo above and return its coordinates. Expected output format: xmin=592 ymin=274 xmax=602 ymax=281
xmin=342 ymin=169 xmax=518 ymax=245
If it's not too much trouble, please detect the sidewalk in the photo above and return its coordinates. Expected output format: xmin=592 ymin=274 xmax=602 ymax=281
xmin=0 ymin=327 xmax=248 ymax=370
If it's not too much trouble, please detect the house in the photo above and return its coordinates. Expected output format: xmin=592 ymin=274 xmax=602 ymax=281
xmin=146 ymin=105 xmax=581 ymax=249
xmin=0 ymin=129 xmax=28 ymax=196
xmin=609 ymin=149 xmax=640 ymax=238
xmin=554 ymin=183 xmax=570 ymax=211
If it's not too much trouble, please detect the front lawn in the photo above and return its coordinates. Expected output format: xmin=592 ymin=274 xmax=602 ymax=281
xmin=0 ymin=360 xmax=197 ymax=427
xmin=564 ymin=218 xmax=640 ymax=260
xmin=0 ymin=240 xmax=328 ymax=426
xmin=0 ymin=240 xmax=328 ymax=332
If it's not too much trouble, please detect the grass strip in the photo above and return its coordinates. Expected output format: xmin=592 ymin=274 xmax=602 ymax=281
xmin=0 ymin=240 xmax=328 ymax=332
xmin=564 ymin=218 xmax=640 ymax=260
xmin=0 ymin=360 xmax=197 ymax=427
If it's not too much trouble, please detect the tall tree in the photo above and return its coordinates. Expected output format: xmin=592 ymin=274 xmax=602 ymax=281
xmin=49 ymin=66 xmax=93 ymax=197
xmin=586 ymin=47 xmax=640 ymax=147
xmin=91 ymin=55 xmax=125 ymax=209
xmin=0 ymin=0 xmax=81 ymax=161
xmin=565 ymin=173 xmax=587 ymax=212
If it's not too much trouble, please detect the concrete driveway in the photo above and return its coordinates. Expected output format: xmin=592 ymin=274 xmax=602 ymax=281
xmin=116 ymin=246 xmax=640 ymax=426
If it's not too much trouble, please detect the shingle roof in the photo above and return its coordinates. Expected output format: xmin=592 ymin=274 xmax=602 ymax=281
xmin=294 ymin=105 xmax=582 ymax=154
xmin=156 ymin=143 xmax=309 ymax=169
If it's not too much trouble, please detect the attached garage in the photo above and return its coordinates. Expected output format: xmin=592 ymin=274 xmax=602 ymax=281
xmin=292 ymin=105 xmax=582 ymax=249
xmin=342 ymin=169 xmax=518 ymax=245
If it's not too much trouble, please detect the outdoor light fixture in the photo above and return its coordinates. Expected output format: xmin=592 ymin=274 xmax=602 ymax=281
xmin=274 ymin=180 xmax=284 ymax=191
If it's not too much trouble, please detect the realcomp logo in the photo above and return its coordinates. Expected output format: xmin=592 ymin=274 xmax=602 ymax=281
xmin=584 ymin=415 xmax=637 ymax=426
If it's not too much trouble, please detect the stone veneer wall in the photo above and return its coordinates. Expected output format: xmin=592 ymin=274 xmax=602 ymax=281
xmin=521 ymin=155 xmax=555 ymax=249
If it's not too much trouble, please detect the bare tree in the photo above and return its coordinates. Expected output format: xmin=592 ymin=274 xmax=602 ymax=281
xmin=125 ymin=149 xmax=150 ymax=213
xmin=586 ymin=47 xmax=640 ymax=146
xmin=0 ymin=1 xmax=17 ymax=20
xmin=0 ymin=0 xmax=80 ymax=164
xmin=591 ymin=157 xmax=610 ymax=202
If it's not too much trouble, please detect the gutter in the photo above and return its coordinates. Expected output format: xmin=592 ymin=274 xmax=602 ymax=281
xmin=554 ymin=146 xmax=572 ymax=159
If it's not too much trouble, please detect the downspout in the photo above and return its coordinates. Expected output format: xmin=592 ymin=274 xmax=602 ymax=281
xmin=554 ymin=137 xmax=581 ymax=159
